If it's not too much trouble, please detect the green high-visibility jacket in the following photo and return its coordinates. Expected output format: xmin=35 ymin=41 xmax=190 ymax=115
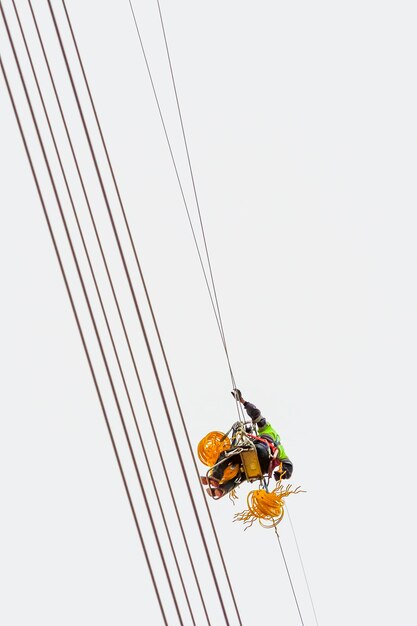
xmin=258 ymin=422 xmax=288 ymax=460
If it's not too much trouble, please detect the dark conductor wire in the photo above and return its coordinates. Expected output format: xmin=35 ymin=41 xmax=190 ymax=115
xmin=14 ymin=0 xmax=202 ymax=621
xmin=61 ymin=2 xmax=244 ymax=623
xmin=49 ymin=1 xmax=237 ymax=623
xmin=60 ymin=3 xmax=244 ymax=624
xmin=0 ymin=7 xmax=185 ymax=625
xmin=24 ymin=1 xmax=212 ymax=622
xmin=0 ymin=49 xmax=170 ymax=626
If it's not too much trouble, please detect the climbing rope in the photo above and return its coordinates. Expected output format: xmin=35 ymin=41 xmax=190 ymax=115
xmin=127 ymin=0 xmax=246 ymax=423
xmin=275 ymin=527 xmax=306 ymax=626
xmin=286 ymin=504 xmax=320 ymax=626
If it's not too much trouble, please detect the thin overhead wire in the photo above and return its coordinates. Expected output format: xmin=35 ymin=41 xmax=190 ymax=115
xmin=155 ymin=0 xmax=229 ymax=356
xmin=127 ymin=0 xmax=226 ymax=353
xmin=65 ymin=3 xmax=317 ymax=624
xmin=155 ymin=0 xmax=249 ymax=427
xmin=127 ymin=0 xmax=238 ymax=383
xmin=127 ymin=0 xmax=245 ymax=425
xmin=286 ymin=505 xmax=320 ymax=626
xmin=0 ymin=7 xmax=185 ymax=624
xmin=274 ymin=527 xmax=306 ymax=626
xmin=3 ymin=2 xmax=315 ymax=625
xmin=60 ymin=3 xmax=244 ymax=623
xmin=0 ymin=48 xmax=171 ymax=626
xmin=49 ymin=1 xmax=237 ymax=623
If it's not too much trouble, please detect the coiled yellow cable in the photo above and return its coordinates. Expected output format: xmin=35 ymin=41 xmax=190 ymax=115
xmin=234 ymin=482 xmax=304 ymax=529
xmin=197 ymin=431 xmax=231 ymax=467
xmin=220 ymin=462 xmax=240 ymax=482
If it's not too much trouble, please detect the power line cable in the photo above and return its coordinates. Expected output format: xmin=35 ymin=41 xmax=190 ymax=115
xmin=59 ymin=1 xmax=243 ymax=621
xmin=59 ymin=3 xmax=244 ymax=621
xmin=0 ymin=48 xmax=171 ymax=626
xmin=49 ymin=1 xmax=237 ymax=623
xmin=0 ymin=8 xmax=185 ymax=623
xmin=23 ymin=2 xmax=213 ymax=621
xmin=13 ymin=2 xmax=202 ymax=621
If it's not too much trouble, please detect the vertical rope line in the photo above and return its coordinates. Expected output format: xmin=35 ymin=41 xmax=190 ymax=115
xmin=286 ymin=505 xmax=320 ymax=626
xmin=129 ymin=0 xmax=243 ymax=424
xmin=0 ymin=9 xmax=185 ymax=623
xmin=127 ymin=0 xmax=226 ymax=349
xmin=127 ymin=0 xmax=239 ymax=398
xmin=60 ymin=3 xmax=244 ymax=623
xmin=0 ymin=51 xmax=169 ymax=626
xmin=24 ymin=2 xmax=212 ymax=621
xmin=274 ymin=527 xmax=305 ymax=626
xmin=155 ymin=0 xmax=233 ymax=372
xmin=49 ymin=2 xmax=235 ymax=622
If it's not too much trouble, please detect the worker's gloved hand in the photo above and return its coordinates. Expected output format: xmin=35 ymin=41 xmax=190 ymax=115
xmin=231 ymin=388 xmax=243 ymax=402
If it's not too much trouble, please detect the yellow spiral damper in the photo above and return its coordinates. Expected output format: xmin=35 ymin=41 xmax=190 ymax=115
xmin=197 ymin=431 xmax=231 ymax=467
xmin=234 ymin=482 xmax=305 ymax=529
xmin=220 ymin=462 xmax=240 ymax=483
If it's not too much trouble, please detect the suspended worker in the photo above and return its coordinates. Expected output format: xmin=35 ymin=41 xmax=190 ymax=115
xmin=202 ymin=389 xmax=293 ymax=498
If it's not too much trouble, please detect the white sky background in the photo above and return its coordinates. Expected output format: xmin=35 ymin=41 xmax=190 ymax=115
xmin=1 ymin=1 xmax=416 ymax=625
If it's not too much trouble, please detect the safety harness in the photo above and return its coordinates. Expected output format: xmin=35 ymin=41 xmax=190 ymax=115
xmin=245 ymin=432 xmax=283 ymax=479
